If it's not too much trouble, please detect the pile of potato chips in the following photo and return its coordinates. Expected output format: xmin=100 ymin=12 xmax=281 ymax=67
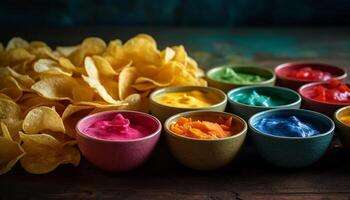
xmin=0 ymin=34 xmax=206 ymax=174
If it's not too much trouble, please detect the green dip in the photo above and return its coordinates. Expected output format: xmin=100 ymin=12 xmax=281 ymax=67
xmin=211 ymin=67 xmax=267 ymax=84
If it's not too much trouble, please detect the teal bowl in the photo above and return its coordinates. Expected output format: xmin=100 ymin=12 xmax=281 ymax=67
xmin=249 ymin=109 xmax=334 ymax=168
xmin=227 ymin=86 xmax=301 ymax=121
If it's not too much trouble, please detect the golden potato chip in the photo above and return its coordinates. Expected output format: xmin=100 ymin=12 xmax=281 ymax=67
xmin=118 ymin=66 xmax=138 ymax=100
xmin=31 ymin=75 xmax=93 ymax=102
xmin=6 ymin=37 xmax=29 ymax=51
xmin=4 ymin=48 xmax=35 ymax=65
xmin=20 ymin=95 xmax=65 ymax=116
xmin=34 ymin=59 xmax=72 ymax=76
xmin=23 ymin=106 xmax=65 ymax=134
xmin=160 ymin=47 xmax=175 ymax=64
xmin=58 ymin=57 xmax=81 ymax=73
xmin=19 ymin=132 xmax=80 ymax=174
xmin=0 ymin=123 xmax=25 ymax=175
xmin=0 ymin=98 xmax=23 ymax=133
xmin=69 ymin=37 xmax=106 ymax=67
xmin=83 ymin=57 xmax=121 ymax=104
xmin=172 ymin=45 xmax=188 ymax=65
xmin=123 ymin=34 xmax=161 ymax=66
xmin=56 ymin=46 xmax=79 ymax=57
xmin=5 ymin=67 xmax=35 ymax=89
xmin=131 ymin=82 xmax=157 ymax=91
xmin=62 ymin=104 xmax=94 ymax=138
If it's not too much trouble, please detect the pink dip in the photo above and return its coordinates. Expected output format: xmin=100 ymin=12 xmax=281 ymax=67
xmin=83 ymin=114 xmax=150 ymax=140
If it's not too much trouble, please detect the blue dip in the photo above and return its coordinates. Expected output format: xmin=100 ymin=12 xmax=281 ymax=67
xmin=254 ymin=116 xmax=320 ymax=137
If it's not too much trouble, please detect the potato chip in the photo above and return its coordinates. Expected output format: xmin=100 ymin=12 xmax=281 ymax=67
xmin=62 ymin=104 xmax=94 ymax=138
xmin=19 ymin=132 xmax=80 ymax=174
xmin=0 ymin=98 xmax=23 ymax=135
xmin=56 ymin=46 xmax=79 ymax=57
xmin=160 ymin=47 xmax=175 ymax=64
xmin=34 ymin=59 xmax=72 ymax=76
xmin=118 ymin=66 xmax=138 ymax=100
xmin=20 ymin=95 xmax=65 ymax=116
xmin=6 ymin=37 xmax=29 ymax=51
xmin=31 ymin=75 xmax=94 ymax=102
xmin=22 ymin=106 xmax=65 ymax=135
xmin=0 ymin=123 xmax=25 ymax=175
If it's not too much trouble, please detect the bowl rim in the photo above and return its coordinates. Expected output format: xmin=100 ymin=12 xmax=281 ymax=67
xmin=298 ymin=81 xmax=350 ymax=106
xmin=334 ymin=105 xmax=350 ymax=128
xmin=206 ymin=65 xmax=276 ymax=86
xmin=248 ymin=108 xmax=335 ymax=140
xmin=274 ymin=61 xmax=347 ymax=82
xmin=164 ymin=110 xmax=247 ymax=142
xmin=150 ymin=86 xmax=227 ymax=110
xmin=75 ymin=110 xmax=162 ymax=143
xmin=227 ymin=85 xmax=301 ymax=109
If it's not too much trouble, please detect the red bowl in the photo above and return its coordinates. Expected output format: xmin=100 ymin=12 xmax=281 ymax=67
xmin=76 ymin=110 xmax=161 ymax=172
xmin=299 ymin=82 xmax=350 ymax=117
xmin=275 ymin=62 xmax=347 ymax=90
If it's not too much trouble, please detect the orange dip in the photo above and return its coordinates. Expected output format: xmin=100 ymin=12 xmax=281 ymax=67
xmin=170 ymin=117 xmax=235 ymax=139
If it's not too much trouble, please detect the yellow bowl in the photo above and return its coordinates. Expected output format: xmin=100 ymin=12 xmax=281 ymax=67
xmin=334 ymin=106 xmax=350 ymax=151
xmin=150 ymin=86 xmax=227 ymax=123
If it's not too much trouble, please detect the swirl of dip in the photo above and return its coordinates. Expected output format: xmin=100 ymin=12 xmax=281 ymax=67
xmin=170 ymin=116 xmax=235 ymax=139
xmin=340 ymin=116 xmax=350 ymax=126
xmin=212 ymin=67 xmax=267 ymax=84
xmin=254 ymin=116 xmax=320 ymax=137
xmin=287 ymin=67 xmax=332 ymax=81
xmin=83 ymin=114 xmax=149 ymax=140
xmin=232 ymin=90 xmax=286 ymax=107
xmin=155 ymin=90 xmax=220 ymax=108
xmin=308 ymin=80 xmax=350 ymax=103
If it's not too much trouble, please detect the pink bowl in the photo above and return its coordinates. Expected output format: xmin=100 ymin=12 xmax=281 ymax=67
xmin=76 ymin=110 xmax=161 ymax=172
xmin=275 ymin=62 xmax=347 ymax=90
xmin=299 ymin=82 xmax=350 ymax=117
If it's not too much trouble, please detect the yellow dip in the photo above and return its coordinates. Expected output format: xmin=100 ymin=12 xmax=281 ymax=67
xmin=155 ymin=90 xmax=220 ymax=108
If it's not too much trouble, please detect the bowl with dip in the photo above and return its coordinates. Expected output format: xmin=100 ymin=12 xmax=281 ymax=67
xmin=275 ymin=62 xmax=347 ymax=90
xmin=249 ymin=109 xmax=334 ymax=168
xmin=299 ymin=79 xmax=350 ymax=117
xmin=76 ymin=110 xmax=161 ymax=172
xmin=164 ymin=111 xmax=247 ymax=170
xmin=227 ymin=86 xmax=301 ymax=121
xmin=206 ymin=65 xmax=276 ymax=92
xmin=150 ymin=86 xmax=227 ymax=122
xmin=334 ymin=106 xmax=350 ymax=151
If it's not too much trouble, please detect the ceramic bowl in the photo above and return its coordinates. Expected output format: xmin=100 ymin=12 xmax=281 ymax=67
xmin=299 ymin=81 xmax=350 ymax=117
xmin=334 ymin=106 xmax=350 ymax=151
xmin=76 ymin=110 xmax=161 ymax=172
xmin=164 ymin=110 xmax=247 ymax=170
xmin=150 ymin=86 xmax=227 ymax=123
xmin=206 ymin=65 xmax=276 ymax=93
xmin=227 ymin=85 xmax=301 ymax=121
xmin=275 ymin=62 xmax=347 ymax=90
xmin=249 ymin=109 xmax=334 ymax=168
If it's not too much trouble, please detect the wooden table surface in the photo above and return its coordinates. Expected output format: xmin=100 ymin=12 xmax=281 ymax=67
xmin=1 ymin=27 xmax=350 ymax=200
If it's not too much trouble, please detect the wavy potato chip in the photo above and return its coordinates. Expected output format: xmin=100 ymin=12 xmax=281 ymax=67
xmin=20 ymin=132 xmax=80 ymax=174
xmin=119 ymin=66 xmax=138 ymax=100
xmin=34 ymin=59 xmax=72 ymax=76
xmin=23 ymin=106 xmax=65 ymax=134
xmin=0 ymin=123 xmax=25 ymax=175
xmin=6 ymin=37 xmax=29 ymax=51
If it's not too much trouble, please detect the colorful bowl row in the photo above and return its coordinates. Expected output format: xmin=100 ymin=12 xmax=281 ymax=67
xmin=75 ymin=88 xmax=350 ymax=172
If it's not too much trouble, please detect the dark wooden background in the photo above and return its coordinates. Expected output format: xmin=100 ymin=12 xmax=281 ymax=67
xmin=1 ymin=27 xmax=350 ymax=199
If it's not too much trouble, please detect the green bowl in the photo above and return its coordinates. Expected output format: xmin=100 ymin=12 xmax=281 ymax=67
xmin=227 ymin=86 xmax=301 ymax=121
xmin=206 ymin=65 xmax=276 ymax=93
xmin=334 ymin=106 xmax=350 ymax=151
xmin=164 ymin=111 xmax=247 ymax=170
xmin=150 ymin=86 xmax=227 ymax=123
